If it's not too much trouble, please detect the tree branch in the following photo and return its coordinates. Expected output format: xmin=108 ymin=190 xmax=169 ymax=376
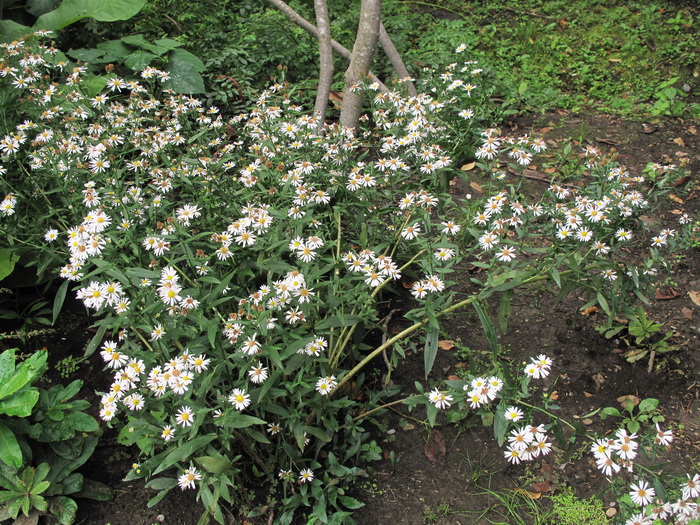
xmin=263 ymin=0 xmax=387 ymax=92
xmin=313 ymin=0 xmax=333 ymax=133
xmin=379 ymin=22 xmax=417 ymax=97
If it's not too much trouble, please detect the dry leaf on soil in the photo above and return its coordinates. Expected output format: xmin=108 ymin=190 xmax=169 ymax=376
xmin=617 ymin=394 xmax=641 ymax=408
xmin=424 ymin=430 xmax=446 ymax=465
xmin=461 ymin=162 xmax=476 ymax=171
xmin=688 ymin=291 xmax=700 ymax=307
xmin=438 ymin=340 xmax=455 ymax=350
xmin=515 ymin=488 xmax=541 ymax=500
xmin=470 ymin=181 xmax=483 ymax=193
xmin=673 ymin=137 xmax=686 ymax=147
xmin=681 ymin=307 xmax=694 ymax=320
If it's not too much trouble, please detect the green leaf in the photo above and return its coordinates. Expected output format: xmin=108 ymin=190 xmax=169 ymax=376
xmin=50 ymin=496 xmax=77 ymax=525
xmin=0 ymin=20 xmax=30 ymax=42
xmin=423 ymin=326 xmax=439 ymax=379
xmin=35 ymin=0 xmax=147 ymax=31
xmin=473 ymin=301 xmax=498 ymax=352
xmin=0 ymin=249 xmax=20 ymax=281
xmin=0 ymin=390 xmax=39 ymax=417
xmin=216 ymin=414 xmax=266 ymax=429
xmin=194 ymin=456 xmax=232 ymax=475
xmin=64 ymin=411 xmax=99 ymax=432
xmin=0 ymin=349 xmax=16 ymax=386
xmin=52 ymin=279 xmax=69 ymax=325
xmin=497 ymin=289 xmax=514 ymax=333
xmin=66 ymin=47 xmax=107 ymax=63
xmin=124 ymin=50 xmax=159 ymax=71
xmin=0 ymin=422 xmax=23 ymax=470
xmin=95 ymin=39 xmax=132 ymax=62
xmin=163 ymin=49 xmax=206 ymax=94
xmin=144 ymin=478 xmax=178 ymax=491
xmin=74 ymin=479 xmax=113 ymax=501
xmin=154 ymin=434 xmax=217 ymax=475
xmin=638 ymin=398 xmax=658 ymax=414
xmin=315 ymin=314 xmax=364 ymax=330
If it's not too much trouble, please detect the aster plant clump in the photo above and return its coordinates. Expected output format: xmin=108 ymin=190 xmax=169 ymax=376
xmin=1 ymin=34 xmax=697 ymax=524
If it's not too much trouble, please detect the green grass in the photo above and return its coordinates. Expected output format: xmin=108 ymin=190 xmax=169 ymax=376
xmin=391 ymin=0 xmax=700 ymax=118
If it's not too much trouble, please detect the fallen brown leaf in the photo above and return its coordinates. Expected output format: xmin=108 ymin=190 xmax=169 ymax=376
xmin=529 ymin=481 xmax=552 ymax=493
xmin=469 ymin=180 xmax=483 ymax=193
xmin=515 ymin=488 xmax=541 ymax=500
xmin=461 ymin=161 xmax=476 ymax=171
xmin=592 ymin=373 xmax=605 ymax=391
xmin=549 ymin=391 xmax=559 ymax=400
xmin=617 ymin=394 xmax=640 ymax=409
xmin=447 ymin=374 xmax=460 ymax=381
xmin=581 ymin=306 xmax=598 ymax=315
xmin=424 ymin=430 xmax=446 ymax=465
xmin=688 ymin=125 xmax=697 ymax=135
xmin=673 ymin=137 xmax=686 ymax=147
xmin=656 ymin=287 xmax=680 ymax=300
xmin=669 ymin=194 xmax=685 ymax=204
xmin=584 ymin=391 xmax=595 ymax=398
xmin=438 ymin=340 xmax=455 ymax=350
xmin=681 ymin=307 xmax=693 ymax=320
xmin=688 ymin=291 xmax=700 ymax=307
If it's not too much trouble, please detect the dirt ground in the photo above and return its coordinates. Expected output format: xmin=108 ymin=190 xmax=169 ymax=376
xmin=2 ymin=110 xmax=698 ymax=525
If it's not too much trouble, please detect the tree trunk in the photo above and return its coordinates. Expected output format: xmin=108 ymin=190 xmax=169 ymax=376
xmin=313 ymin=0 xmax=333 ymax=133
xmin=339 ymin=0 xmax=382 ymax=130
xmin=263 ymin=0 xmax=387 ymax=92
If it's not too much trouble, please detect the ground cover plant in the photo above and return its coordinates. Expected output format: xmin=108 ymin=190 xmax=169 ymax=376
xmin=43 ymin=0 xmax=700 ymax=118
xmin=1 ymin=24 xmax=699 ymax=525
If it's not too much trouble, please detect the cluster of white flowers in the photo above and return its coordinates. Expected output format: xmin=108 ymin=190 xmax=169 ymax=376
xmin=623 ymin=473 xmax=700 ymax=524
xmin=343 ymin=249 xmax=401 ymax=288
xmin=523 ymin=354 xmax=552 ymax=379
xmin=98 ymin=342 xmax=209 ymax=422
xmin=502 ymin=424 xmax=552 ymax=464
xmin=463 ymin=376 xmax=503 ymax=408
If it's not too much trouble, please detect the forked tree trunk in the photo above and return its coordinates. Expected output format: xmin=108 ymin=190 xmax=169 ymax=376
xmin=339 ymin=0 xmax=382 ymax=130
xmin=313 ymin=0 xmax=333 ymax=133
xmin=263 ymin=0 xmax=387 ymax=92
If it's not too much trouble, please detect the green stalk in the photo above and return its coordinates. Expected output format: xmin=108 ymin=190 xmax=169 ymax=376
xmin=328 ymin=249 xmax=426 ymax=367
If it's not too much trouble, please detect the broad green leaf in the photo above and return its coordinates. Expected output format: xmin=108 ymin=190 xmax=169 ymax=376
xmin=124 ymin=50 xmax=158 ymax=72
xmin=0 ymin=349 xmax=16 ymax=386
xmin=0 ymin=249 xmax=19 ymax=281
xmin=0 ymin=20 xmax=30 ymax=43
xmin=66 ymin=47 xmax=107 ymax=63
xmin=0 ymin=422 xmax=23 ymax=470
xmin=35 ymin=0 xmax=148 ymax=31
xmin=64 ymin=411 xmax=99 ymax=432
xmin=26 ymin=0 xmax=60 ymax=17
xmin=74 ymin=479 xmax=113 ymax=501
xmin=153 ymin=38 xmax=182 ymax=51
xmin=163 ymin=49 xmax=206 ymax=94
xmin=194 ymin=456 xmax=232 ymax=474
xmin=49 ymin=496 xmax=77 ymax=525
xmin=95 ymin=39 xmax=132 ymax=62
xmin=145 ymin=478 xmax=178 ymax=491
xmin=0 ymin=390 xmax=39 ymax=417
xmin=638 ymin=398 xmax=658 ymax=414
xmin=121 ymin=34 xmax=171 ymax=55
